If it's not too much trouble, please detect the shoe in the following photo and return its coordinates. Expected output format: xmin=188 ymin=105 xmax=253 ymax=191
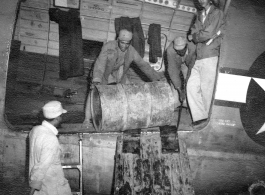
xmin=192 ymin=118 xmax=207 ymax=126
xmin=192 ymin=118 xmax=208 ymax=130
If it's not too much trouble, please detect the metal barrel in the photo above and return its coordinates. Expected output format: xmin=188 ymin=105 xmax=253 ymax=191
xmin=90 ymin=81 xmax=180 ymax=132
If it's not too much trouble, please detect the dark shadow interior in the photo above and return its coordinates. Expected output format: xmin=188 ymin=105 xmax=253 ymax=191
xmin=5 ymin=37 xmax=194 ymax=132
xmin=5 ymin=39 xmax=103 ymax=131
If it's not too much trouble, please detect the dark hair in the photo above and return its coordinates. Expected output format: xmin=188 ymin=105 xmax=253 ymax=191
xmin=38 ymin=110 xmax=56 ymax=123
xmin=44 ymin=118 xmax=55 ymax=122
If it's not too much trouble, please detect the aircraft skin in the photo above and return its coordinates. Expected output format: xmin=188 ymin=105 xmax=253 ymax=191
xmin=1 ymin=0 xmax=265 ymax=194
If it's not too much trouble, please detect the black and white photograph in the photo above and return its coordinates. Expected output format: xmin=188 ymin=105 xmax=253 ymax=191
xmin=0 ymin=0 xmax=265 ymax=194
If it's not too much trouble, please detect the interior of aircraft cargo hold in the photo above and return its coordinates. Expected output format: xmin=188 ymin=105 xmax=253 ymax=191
xmin=2 ymin=0 xmax=265 ymax=195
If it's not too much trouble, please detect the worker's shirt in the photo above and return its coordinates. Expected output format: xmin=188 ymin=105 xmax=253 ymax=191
xmin=109 ymin=48 xmax=126 ymax=83
xmin=166 ymin=41 xmax=196 ymax=89
xmin=92 ymin=40 xmax=162 ymax=85
xmin=191 ymin=5 xmax=225 ymax=60
xmin=29 ymin=121 xmax=72 ymax=195
xmin=202 ymin=6 xmax=211 ymax=24
xmin=181 ymin=49 xmax=189 ymax=64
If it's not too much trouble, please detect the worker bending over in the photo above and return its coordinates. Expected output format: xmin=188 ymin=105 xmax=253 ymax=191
xmin=84 ymin=29 xmax=163 ymax=128
xmin=166 ymin=36 xmax=196 ymax=102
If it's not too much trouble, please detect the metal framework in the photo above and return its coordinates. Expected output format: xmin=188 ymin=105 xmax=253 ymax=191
xmin=62 ymin=133 xmax=83 ymax=195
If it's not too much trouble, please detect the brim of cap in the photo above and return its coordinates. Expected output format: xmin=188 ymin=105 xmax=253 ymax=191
xmin=44 ymin=109 xmax=67 ymax=119
xmin=118 ymin=38 xmax=132 ymax=42
xmin=174 ymin=45 xmax=186 ymax=50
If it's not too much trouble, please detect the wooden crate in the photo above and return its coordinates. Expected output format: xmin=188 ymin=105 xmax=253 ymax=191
xmin=18 ymin=18 xmax=49 ymax=32
xmin=81 ymin=1 xmax=112 ymax=19
xmin=20 ymin=7 xmax=49 ymax=22
xmin=21 ymin=0 xmax=49 ymax=10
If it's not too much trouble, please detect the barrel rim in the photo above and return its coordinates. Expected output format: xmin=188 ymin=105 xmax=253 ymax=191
xmin=91 ymin=86 xmax=102 ymax=131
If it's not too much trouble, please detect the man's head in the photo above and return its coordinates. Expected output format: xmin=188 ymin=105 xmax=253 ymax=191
xmin=199 ymin=0 xmax=211 ymax=9
xmin=173 ymin=36 xmax=187 ymax=51
xmin=42 ymin=101 xmax=67 ymax=127
xmin=118 ymin=29 xmax=133 ymax=52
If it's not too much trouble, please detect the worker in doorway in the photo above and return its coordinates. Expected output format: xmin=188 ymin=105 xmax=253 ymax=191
xmin=165 ymin=36 xmax=196 ymax=102
xmin=187 ymin=0 xmax=224 ymax=129
xmin=84 ymin=29 xmax=163 ymax=128
xmin=92 ymin=29 xmax=163 ymax=85
xmin=28 ymin=101 xmax=72 ymax=195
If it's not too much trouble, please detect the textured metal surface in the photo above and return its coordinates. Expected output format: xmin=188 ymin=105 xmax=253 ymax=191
xmin=114 ymin=133 xmax=194 ymax=195
xmin=0 ymin=0 xmax=20 ymax=184
xmin=0 ymin=0 xmax=18 ymax=125
xmin=91 ymin=81 xmax=180 ymax=131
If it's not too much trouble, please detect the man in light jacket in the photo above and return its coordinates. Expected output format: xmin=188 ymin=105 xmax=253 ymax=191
xmin=187 ymin=0 xmax=225 ymax=129
xmin=29 ymin=101 xmax=72 ymax=195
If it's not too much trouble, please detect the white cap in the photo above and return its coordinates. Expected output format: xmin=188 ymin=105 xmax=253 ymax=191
xmin=118 ymin=29 xmax=133 ymax=41
xmin=173 ymin=36 xmax=187 ymax=50
xmin=42 ymin=101 xmax=67 ymax=119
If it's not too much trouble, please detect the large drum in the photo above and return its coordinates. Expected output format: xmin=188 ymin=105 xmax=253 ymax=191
xmin=90 ymin=81 xmax=180 ymax=131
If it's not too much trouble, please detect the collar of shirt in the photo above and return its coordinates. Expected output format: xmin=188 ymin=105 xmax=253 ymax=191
xmin=205 ymin=5 xmax=211 ymax=16
xmin=202 ymin=6 xmax=211 ymax=24
xmin=181 ymin=49 xmax=189 ymax=63
xmin=42 ymin=120 xmax=58 ymax=135
xmin=114 ymin=40 xmax=127 ymax=69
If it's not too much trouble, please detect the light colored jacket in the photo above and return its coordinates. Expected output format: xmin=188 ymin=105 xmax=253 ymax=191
xmin=92 ymin=40 xmax=162 ymax=85
xmin=29 ymin=121 xmax=72 ymax=195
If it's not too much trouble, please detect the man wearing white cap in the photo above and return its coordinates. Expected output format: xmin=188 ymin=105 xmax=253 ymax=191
xmin=28 ymin=101 xmax=72 ymax=195
xmin=92 ymin=29 xmax=163 ymax=85
xmin=84 ymin=29 xmax=163 ymax=127
xmin=166 ymin=36 xmax=196 ymax=101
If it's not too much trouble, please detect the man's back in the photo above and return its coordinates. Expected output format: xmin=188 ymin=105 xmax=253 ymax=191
xmin=29 ymin=122 xmax=71 ymax=195
xmin=29 ymin=124 xmax=61 ymax=170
